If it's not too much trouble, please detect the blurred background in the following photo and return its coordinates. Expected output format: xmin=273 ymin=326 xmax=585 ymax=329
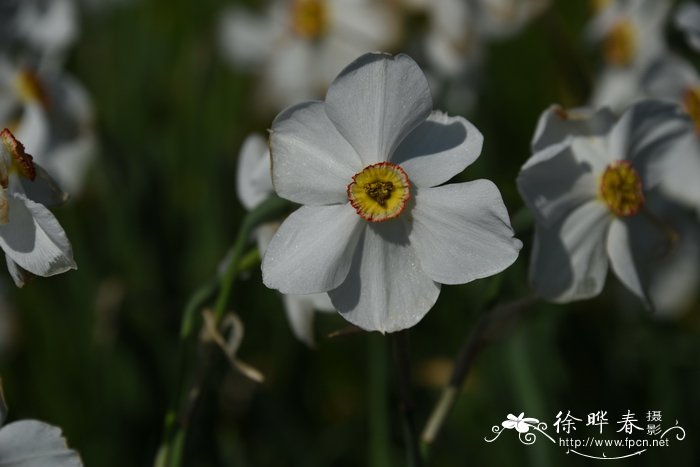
xmin=0 ymin=0 xmax=699 ymax=466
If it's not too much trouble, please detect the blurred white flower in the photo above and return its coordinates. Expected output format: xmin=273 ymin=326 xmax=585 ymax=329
xmin=0 ymin=0 xmax=78 ymax=69
xmin=587 ymin=0 xmax=670 ymax=111
xmin=473 ymin=0 xmax=549 ymax=39
xmin=0 ymin=379 xmax=83 ymax=467
xmin=0 ymin=128 xmax=76 ymax=287
xmin=518 ymin=100 xmax=690 ymax=304
xmin=675 ymin=1 xmax=700 ymax=53
xmin=218 ymin=0 xmax=400 ymax=112
xmin=641 ymin=54 xmax=700 ymax=213
xmin=262 ymin=53 xmax=521 ymax=333
xmin=236 ymin=134 xmax=334 ymax=346
xmin=0 ymin=59 xmax=96 ymax=195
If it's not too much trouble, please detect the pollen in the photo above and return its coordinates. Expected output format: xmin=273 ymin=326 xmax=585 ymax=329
xmin=348 ymin=162 xmax=410 ymax=222
xmin=599 ymin=160 xmax=644 ymax=217
xmin=292 ymin=0 xmax=328 ymax=40
xmin=603 ymin=19 xmax=637 ymax=67
xmin=15 ymin=70 xmax=50 ymax=108
xmin=683 ymin=86 xmax=700 ymax=133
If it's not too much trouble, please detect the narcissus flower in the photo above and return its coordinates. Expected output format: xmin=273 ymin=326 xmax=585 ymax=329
xmin=0 ymin=379 xmax=83 ymax=466
xmin=236 ymin=134 xmax=334 ymax=346
xmin=518 ymin=100 xmax=690 ymax=304
xmin=0 ymin=128 xmax=75 ymax=287
xmin=675 ymin=2 xmax=700 ymax=53
xmin=262 ymin=53 xmax=521 ymax=333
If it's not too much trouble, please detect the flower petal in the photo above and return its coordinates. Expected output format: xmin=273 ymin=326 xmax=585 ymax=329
xmin=0 ymin=193 xmax=76 ymax=278
xmin=0 ymin=420 xmax=82 ymax=467
xmin=236 ymin=134 xmax=273 ymax=211
xmin=270 ymin=101 xmax=362 ymax=205
xmin=608 ymin=100 xmax=692 ymax=187
xmin=529 ymin=200 xmax=611 ymax=302
xmin=5 ymin=255 xmax=33 ymax=288
xmin=262 ymin=204 xmax=362 ymax=294
xmin=328 ymin=220 xmax=440 ymax=333
xmin=324 ymin=53 xmax=433 ymax=165
xmin=282 ymin=293 xmax=333 ymax=347
xmin=517 ymin=142 xmax=600 ymax=228
xmin=20 ymin=163 xmax=69 ymax=208
xmin=391 ymin=111 xmax=483 ymax=188
xmin=606 ymin=217 xmax=648 ymax=304
xmin=531 ymin=105 xmax=616 ymax=154
xmin=409 ymin=182 xmax=521 ymax=285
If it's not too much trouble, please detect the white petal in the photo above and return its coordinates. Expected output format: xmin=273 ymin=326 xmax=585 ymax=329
xmin=502 ymin=420 xmax=517 ymax=429
xmin=675 ymin=2 xmax=700 ymax=52
xmin=263 ymin=40 xmax=318 ymax=109
xmin=236 ymin=134 xmax=272 ymax=211
xmin=391 ymin=111 xmax=483 ymax=188
xmin=282 ymin=293 xmax=333 ymax=347
xmin=15 ymin=103 xmax=50 ymax=159
xmin=20 ymin=163 xmax=69 ymax=208
xmin=658 ymin=133 xmax=700 ymax=212
xmin=324 ymin=53 xmax=433 ymax=165
xmin=531 ymin=105 xmax=616 ymax=154
xmin=606 ymin=218 xmax=647 ymax=303
xmin=0 ymin=193 xmax=76 ymax=277
xmin=642 ymin=54 xmax=700 ymax=102
xmin=589 ymin=68 xmax=645 ymax=113
xmin=270 ymin=101 xmax=362 ymax=205
xmin=0 ymin=420 xmax=82 ymax=467
xmin=262 ymin=204 xmax=363 ymax=294
xmin=5 ymin=256 xmax=32 ymax=288
xmin=529 ymin=200 xmax=611 ymax=302
xmin=329 ymin=0 xmax=400 ymax=47
xmin=409 ymin=182 xmax=521 ymax=285
xmin=517 ymin=142 xmax=600 ymax=228
xmin=217 ymin=6 xmax=277 ymax=69
xmin=608 ymin=100 xmax=692 ymax=186
xmin=328 ymin=220 xmax=440 ymax=333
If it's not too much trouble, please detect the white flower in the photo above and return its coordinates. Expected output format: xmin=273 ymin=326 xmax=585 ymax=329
xmin=641 ymin=54 xmax=700 ymax=213
xmin=0 ymin=60 xmax=96 ymax=195
xmin=236 ymin=134 xmax=334 ymax=346
xmin=675 ymin=2 xmax=700 ymax=53
xmin=262 ymin=53 xmax=521 ymax=333
xmin=0 ymin=128 xmax=76 ymax=287
xmin=0 ymin=0 xmax=78 ymax=68
xmin=587 ymin=0 xmax=671 ymax=111
xmin=0 ymin=380 xmax=83 ymax=466
xmin=518 ymin=100 xmax=690 ymax=304
xmin=218 ymin=0 xmax=401 ymax=111
xmin=502 ymin=413 xmax=539 ymax=433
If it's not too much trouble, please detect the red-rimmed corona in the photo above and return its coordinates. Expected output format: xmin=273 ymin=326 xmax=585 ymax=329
xmin=347 ymin=162 xmax=410 ymax=222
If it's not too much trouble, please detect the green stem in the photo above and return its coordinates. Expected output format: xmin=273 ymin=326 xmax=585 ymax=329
xmin=157 ymin=195 xmax=290 ymax=467
xmin=421 ymin=296 xmax=536 ymax=447
xmin=368 ymin=334 xmax=391 ymax=467
xmin=213 ymin=195 xmax=289 ymax=322
xmin=392 ymin=331 xmax=423 ymax=467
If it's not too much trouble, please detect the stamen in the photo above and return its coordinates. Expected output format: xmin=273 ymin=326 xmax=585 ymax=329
xmin=348 ymin=162 xmax=410 ymax=222
xmin=292 ymin=0 xmax=328 ymax=40
xmin=599 ymin=160 xmax=644 ymax=216
xmin=683 ymin=86 xmax=700 ymax=133
xmin=603 ymin=20 xmax=637 ymax=67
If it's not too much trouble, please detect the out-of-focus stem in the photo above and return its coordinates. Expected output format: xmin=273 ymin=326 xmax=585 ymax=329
xmin=421 ymin=295 xmax=536 ymax=446
xmin=392 ymin=330 xmax=423 ymax=467
xmin=368 ymin=334 xmax=391 ymax=467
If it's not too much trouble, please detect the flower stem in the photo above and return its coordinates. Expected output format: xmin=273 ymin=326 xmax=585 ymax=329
xmin=368 ymin=334 xmax=391 ymax=467
xmin=157 ymin=195 xmax=290 ymax=467
xmin=421 ymin=295 xmax=536 ymax=446
xmin=391 ymin=330 xmax=423 ymax=467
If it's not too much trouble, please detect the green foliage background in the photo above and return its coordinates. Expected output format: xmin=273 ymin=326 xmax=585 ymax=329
xmin=1 ymin=0 xmax=699 ymax=466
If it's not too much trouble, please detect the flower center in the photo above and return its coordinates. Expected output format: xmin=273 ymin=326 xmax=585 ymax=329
xmin=15 ymin=70 xmax=50 ymax=108
xmin=603 ymin=20 xmax=636 ymax=67
xmin=683 ymin=86 xmax=700 ymax=133
xmin=292 ymin=0 xmax=328 ymax=40
xmin=599 ymin=160 xmax=644 ymax=217
xmin=347 ymin=162 xmax=410 ymax=222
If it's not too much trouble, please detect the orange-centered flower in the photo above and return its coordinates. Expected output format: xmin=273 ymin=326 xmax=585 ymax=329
xmin=599 ymin=160 xmax=644 ymax=217
xmin=347 ymin=162 xmax=410 ymax=222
